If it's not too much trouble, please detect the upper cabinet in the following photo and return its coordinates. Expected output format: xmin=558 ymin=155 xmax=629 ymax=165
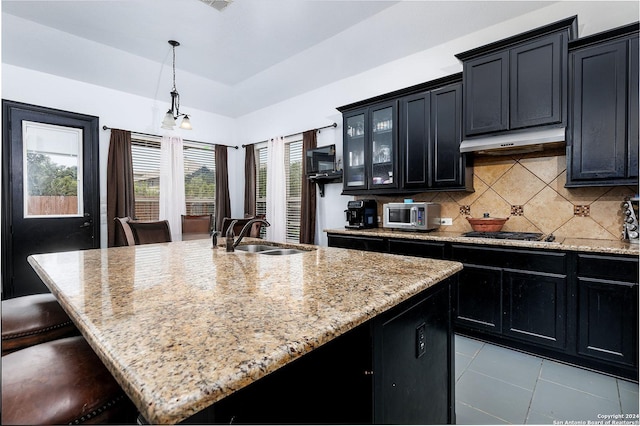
xmin=343 ymin=101 xmax=398 ymax=191
xmin=339 ymin=74 xmax=472 ymax=195
xmin=456 ymin=16 xmax=578 ymax=138
xmin=400 ymin=82 xmax=471 ymax=191
xmin=565 ymin=23 xmax=639 ymax=187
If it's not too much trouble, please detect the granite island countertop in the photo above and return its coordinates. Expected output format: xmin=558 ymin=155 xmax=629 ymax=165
xmin=28 ymin=239 xmax=462 ymax=425
xmin=325 ymin=228 xmax=640 ymax=256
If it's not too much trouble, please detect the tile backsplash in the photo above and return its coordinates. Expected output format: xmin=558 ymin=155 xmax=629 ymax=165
xmin=368 ymin=149 xmax=638 ymax=241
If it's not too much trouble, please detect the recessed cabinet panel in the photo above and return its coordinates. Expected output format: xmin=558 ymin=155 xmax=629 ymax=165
xmin=577 ymin=278 xmax=638 ymax=366
xmin=431 ymin=84 xmax=464 ymax=188
xmin=400 ymin=92 xmax=430 ymax=188
xmin=628 ymin=36 xmax=639 ymax=179
xmin=455 ymin=265 xmax=502 ymax=333
xmin=503 ymin=270 xmax=567 ymax=349
xmin=570 ymin=41 xmax=627 ymax=181
xmin=510 ymin=36 xmax=563 ymax=129
xmin=464 ymin=52 xmax=509 ymax=136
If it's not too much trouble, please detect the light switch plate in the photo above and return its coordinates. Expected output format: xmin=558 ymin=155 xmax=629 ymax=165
xmin=440 ymin=218 xmax=453 ymax=226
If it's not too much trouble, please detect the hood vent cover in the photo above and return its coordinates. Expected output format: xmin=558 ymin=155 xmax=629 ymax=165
xmin=460 ymin=127 xmax=566 ymax=155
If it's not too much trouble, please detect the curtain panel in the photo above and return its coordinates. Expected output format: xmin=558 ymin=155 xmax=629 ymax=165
xmin=159 ymin=135 xmax=186 ymax=242
xmin=215 ymin=144 xmax=231 ymax=232
xmin=106 ymin=129 xmax=135 ymax=247
xmin=266 ymin=137 xmax=287 ymax=242
xmin=300 ymin=130 xmax=317 ymax=244
xmin=244 ymin=145 xmax=256 ymax=217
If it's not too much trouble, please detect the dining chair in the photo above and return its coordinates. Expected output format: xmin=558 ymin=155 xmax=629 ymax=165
xmin=221 ymin=215 xmax=266 ymax=239
xmin=128 ymin=220 xmax=172 ymax=245
xmin=181 ymin=214 xmax=213 ymax=235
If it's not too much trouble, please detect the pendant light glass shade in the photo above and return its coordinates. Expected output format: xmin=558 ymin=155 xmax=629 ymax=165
xmin=161 ymin=110 xmax=177 ymax=130
xmin=179 ymin=115 xmax=192 ymax=130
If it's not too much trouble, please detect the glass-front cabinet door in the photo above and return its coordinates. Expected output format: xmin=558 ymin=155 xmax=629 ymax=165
xmin=344 ymin=110 xmax=368 ymax=190
xmin=343 ymin=102 xmax=397 ymax=192
xmin=370 ymin=103 xmax=396 ymax=189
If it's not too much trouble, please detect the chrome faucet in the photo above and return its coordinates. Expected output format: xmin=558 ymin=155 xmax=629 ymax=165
xmin=225 ymin=219 xmax=271 ymax=252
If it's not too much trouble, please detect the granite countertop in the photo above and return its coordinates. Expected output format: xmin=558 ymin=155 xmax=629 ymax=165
xmin=325 ymin=228 xmax=640 ymax=256
xmin=28 ymin=239 xmax=462 ymax=425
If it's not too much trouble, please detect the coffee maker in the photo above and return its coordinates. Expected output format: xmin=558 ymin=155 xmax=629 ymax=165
xmin=345 ymin=200 xmax=377 ymax=229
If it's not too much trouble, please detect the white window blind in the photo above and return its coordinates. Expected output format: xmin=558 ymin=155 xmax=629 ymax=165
xmin=254 ymin=139 xmax=302 ymax=243
xmin=131 ymin=137 xmax=215 ymax=221
xmin=285 ymin=140 xmax=302 ymax=243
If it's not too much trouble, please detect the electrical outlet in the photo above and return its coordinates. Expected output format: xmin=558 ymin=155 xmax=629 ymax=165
xmin=416 ymin=323 xmax=426 ymax=358
xmin=440 ymin=218 xmax=453 ymax=226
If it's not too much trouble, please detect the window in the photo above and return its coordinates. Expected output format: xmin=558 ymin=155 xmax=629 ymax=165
xmin=254 ymin=138 xmax=303 ymax=243
xmin=285 ymin=140 xmax=302 ymax=242
xmin=131 ymin=137 xmax=216 ymax=221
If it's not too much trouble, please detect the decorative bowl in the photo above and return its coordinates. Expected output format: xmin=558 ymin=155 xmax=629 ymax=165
xmin=466 ymin=214 xmax=509 ymax=232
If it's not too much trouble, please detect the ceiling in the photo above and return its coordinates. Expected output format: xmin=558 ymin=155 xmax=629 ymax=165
xmin=2 ymin=0 xmax=557 ymax=118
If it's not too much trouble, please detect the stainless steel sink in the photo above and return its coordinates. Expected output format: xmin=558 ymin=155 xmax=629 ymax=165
xmin=235 ymin=244 xmax=280 ymax=253
xmin=259 ymin=248 xmax=305 ymax=255
xmin=235 ymin=244 xmax=308 ymax=255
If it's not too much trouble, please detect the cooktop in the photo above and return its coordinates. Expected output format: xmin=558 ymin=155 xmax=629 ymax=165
xmin=462 ymin=231 xmax=545 ymax=241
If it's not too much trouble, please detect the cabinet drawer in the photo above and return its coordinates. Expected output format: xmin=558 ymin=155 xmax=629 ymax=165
xmin=577 ymin=254 xmax=639 ymax=283
xmin=389 ymin=239 xmax=445 ymax=259
xmin=451 ymin=245 xmax=566 ymax=274
xmin=327 ymin=234 xmax=388 ymax=253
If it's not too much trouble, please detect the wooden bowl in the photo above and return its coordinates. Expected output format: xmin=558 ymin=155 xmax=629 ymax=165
xmin=466 ymin=215 xmax=509 ymax=232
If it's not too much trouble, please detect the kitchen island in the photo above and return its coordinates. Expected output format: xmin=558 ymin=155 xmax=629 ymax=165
xmin=28 ymin=239 xmax=462 ymax=424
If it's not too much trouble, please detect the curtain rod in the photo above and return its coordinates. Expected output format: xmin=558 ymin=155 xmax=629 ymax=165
xmin=241 ymin=122 xmax=337 ymax=148
xmin=102 ymin=125 xmax=239 ymax=149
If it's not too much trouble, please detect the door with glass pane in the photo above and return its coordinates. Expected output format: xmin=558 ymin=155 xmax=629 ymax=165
xmin=370 ymin=102 xmax=397 ymax=189
xmin=2 ymin=101 xmax=100 ymax=298
xmin=343 ymin=109 xmax=368 ymax=190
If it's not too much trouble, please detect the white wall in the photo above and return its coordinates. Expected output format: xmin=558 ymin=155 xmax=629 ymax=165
xmin=1 ymin=64 xmax=240 ymax=247
xmin=235 ymin=0 xmax=639 ymax=246
xmin=3 ymin=1 xmax=637 ymax=248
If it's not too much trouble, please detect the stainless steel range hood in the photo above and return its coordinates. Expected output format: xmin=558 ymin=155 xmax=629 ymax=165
xmin=460 ymin=127 xmax=566 ymax=155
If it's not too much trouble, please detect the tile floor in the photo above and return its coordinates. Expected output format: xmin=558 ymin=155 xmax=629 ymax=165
xmin=455 ymin=334 xmax=639 ymax=424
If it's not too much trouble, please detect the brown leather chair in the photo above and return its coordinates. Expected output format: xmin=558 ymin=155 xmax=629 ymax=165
xmin=128 ymin=220 xmax=172 ymax=245
xmin=2 ymin=293 xmax=79 ymax=356
xmin=115 ymin=217 xmax=172 ymax=245
xmin=2 ymin=335 xmax=137 ymax=425
xmin=221 ymin=215 xmax=265 ymax=239
xmin=114 ymin=217 xmax=136 ymax=246
xmin=181 ymin=214 xmax=213 ymax=234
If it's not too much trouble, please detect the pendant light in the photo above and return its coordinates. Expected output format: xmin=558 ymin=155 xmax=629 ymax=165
xmin=161 ymin=40 xmax=192 ymax=130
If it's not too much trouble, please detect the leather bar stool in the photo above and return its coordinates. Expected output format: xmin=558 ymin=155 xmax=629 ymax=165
xmin=2 ymin=293 xmax=79 ymax=356
xmin=2 ymin=335 xmax=137 ymax=425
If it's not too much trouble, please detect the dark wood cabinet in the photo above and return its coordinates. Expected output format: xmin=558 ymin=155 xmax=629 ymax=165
xmin=430 ymin=84 xmax=470 ymax=189
xmin=462 ymin=51 xmax=509 ymax=135
xmin=399 ymin=82 xmax=470 ymax=191
xmin=450 ymin=244 xmax=568 ymax=349
xmin=503 ymin=270 xmax=567 ymax=350
xmin=205 ymin=277 xmax=455 ymax=425
xmin=342 ymin=101 xmax=398 ymax=192
xmin=326 ymin=231 xmax=638 ymax=379
xmin=455 ymin=265 xmax=502 ymax=334
xmin=339 ymin=74 xmax=471 ymax=195
xmin=328 ymin=233 xmax=388 ymax=252
xmin=373 ymin=282 xmax=454 ymax=424
xmin=566 ymin=24 xmax=639 ymax=187
xmin=576 ymin=254 xmax=638 ymax=368
xmin=456 ymin=17 xmax=576 ymax=138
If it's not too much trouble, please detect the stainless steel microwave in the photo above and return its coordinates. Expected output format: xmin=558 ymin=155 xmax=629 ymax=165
xmin=383 ymin=202 xmax=441 ymax=231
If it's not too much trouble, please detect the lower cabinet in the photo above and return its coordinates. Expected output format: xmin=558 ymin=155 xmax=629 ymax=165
xmin=502 ymin=270 xmax=567 ymax=350
xmin=201 ymin=277 xmax=455 ymax=425
xmin=450 ymin=244 xmax=568 ymax=351
xmin=576 ymin=254 xmax=639 ymax=369
xmin=326 ymin=233 xmax=638 ymax=380
xmin=455 ymin=265 xmax=502 ymax=333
